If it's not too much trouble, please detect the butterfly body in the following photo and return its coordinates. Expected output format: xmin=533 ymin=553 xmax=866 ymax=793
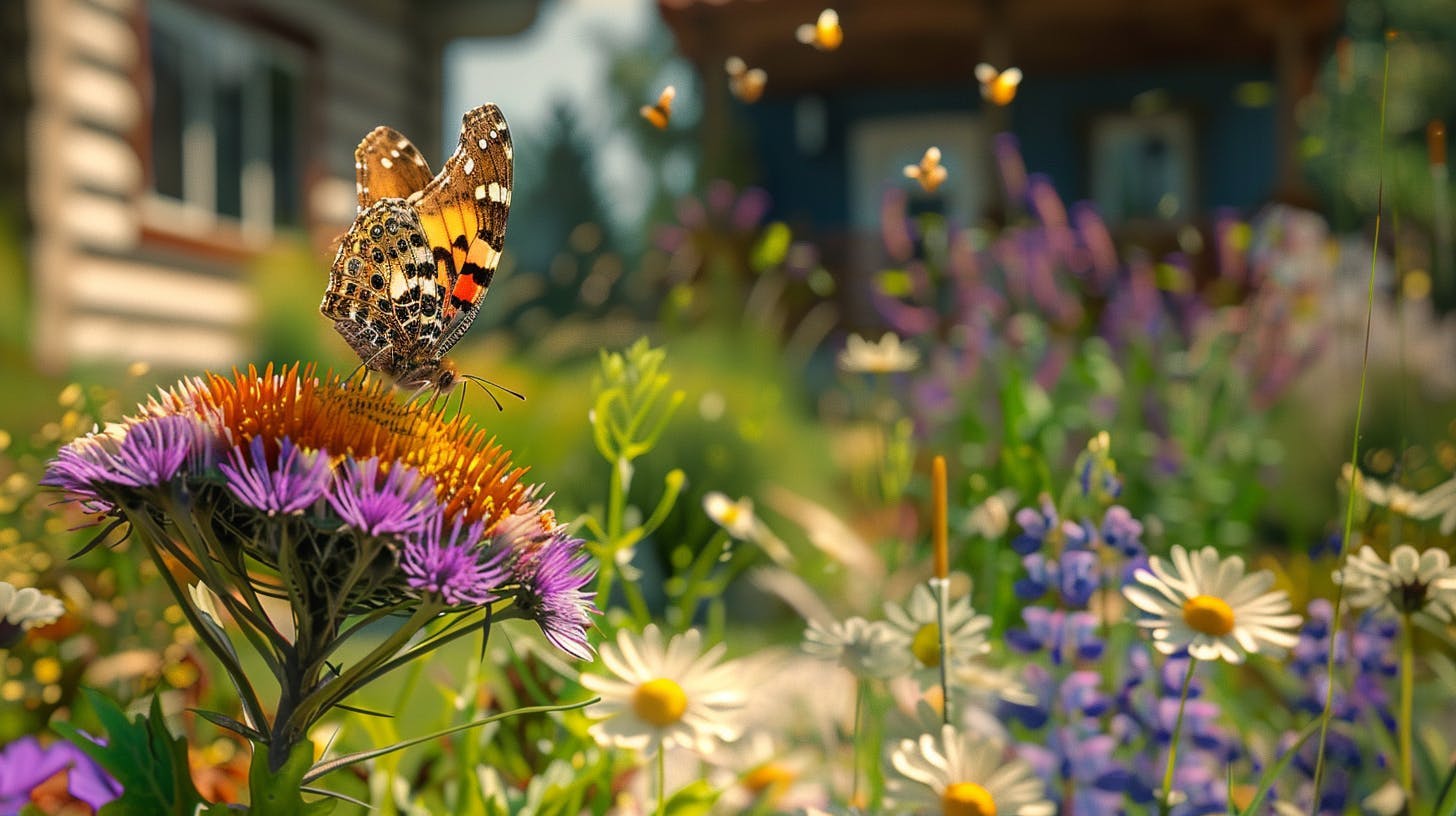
xmin=323 ymin=105 xmax=513 ymax=392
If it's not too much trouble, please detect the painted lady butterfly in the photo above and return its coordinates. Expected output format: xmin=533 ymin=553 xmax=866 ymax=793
xmin=321 ymin=104 xmax=513 ymax=393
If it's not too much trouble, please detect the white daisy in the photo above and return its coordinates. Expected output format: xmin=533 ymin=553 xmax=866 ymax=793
xmin=581 ymin=625 xmax=747 ymax=756
xmin=703 ymin=492 xmax=795 ymax=566
xmin=883 ymin=581 xmax=991 ymax=673
xmin=1335 ymin=544 xmax=1456 ymax=621
xmin=1123 ymin=545 xmax=1302 ymax=664
xmin=886 ymin=724 xmax=1054 ymax=816
xmin=0 ymin=581 xmax=65 ymax=647
xmin=802 ymin=616 xmax=911 ymax=680
xmin=838 ymin=332 xmax=920 ymax=374
xmin=1341 ymin=464 xmax=1456 ymax=523
xmin=704 ymin=492 xmax=758 ymax=540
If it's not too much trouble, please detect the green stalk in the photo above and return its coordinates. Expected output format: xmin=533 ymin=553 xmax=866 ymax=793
xmin=1399 ymin=612 xmax=1414 ymax=796
xmin=1159 ymin=656 xmax=1199 ymax=816
xmin=655 ymin=745 xmax=667 ymax=816
xmin=932 ymin=577 xmax=951 ymax=727
xmin=1313 ymin=34 xmax=1390 ymax=805
xmin=850 ymin=677 xmax=866 ymax=809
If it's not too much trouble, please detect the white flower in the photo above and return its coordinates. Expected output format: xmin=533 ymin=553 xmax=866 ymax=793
xmin=1335 ymin=544 xmax=1456 ymax=621
xmin=883 ymin=581 xmax=991 ymax=673
xmin=802 ymin=616 xmax=911 ymax=679
xmin=1123 ymin=545 xmax=1301 ymax=664
xmin=1341 ymin=465 xmax=1456 ymax=524
xmin=886 ymin=724 xmax=1054 ymax=815
xmin=703 ymin=492 xmax=795 ymax=566
xmin=704 ymin=492 xmax=757 ymax=539
xmin=581 ymin=625 xmax=747 ymax=756
xmin=967 ymin=490 xmax=1017 ymax=539
xmin=838 ymin=332 xmax=919 ymax=373
xmin=711 ymin=731 xmax=828 ymax=814
xmin=0 ymin=581 xmax=65 ymax=646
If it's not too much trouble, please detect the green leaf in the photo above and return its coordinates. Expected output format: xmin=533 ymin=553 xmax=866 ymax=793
xmin=663 ymin=780 xmax=720 ymax=816
xmin=51 ymin=690 xmax=208 ymax=816
xmin=248 ymin=742 xmax=337 ymax=815
xmin=1236 ymin=717 xmax=1322 ymax=815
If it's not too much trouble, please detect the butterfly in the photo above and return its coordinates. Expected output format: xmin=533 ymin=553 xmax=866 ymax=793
xmin=903 ymin=146 xmax=947 ymax=194
xmin=725 ymin=56 xmax=767 ymax=103
xmin=796 ymin=9 xmax=842 ymax=52
xmin=321 ymin=104 xmax=512 ymax=393
xmin=975 ymin=63 xmax=1022 ymax=106
xmin=641 ymin=85 xmax=676 ymax=129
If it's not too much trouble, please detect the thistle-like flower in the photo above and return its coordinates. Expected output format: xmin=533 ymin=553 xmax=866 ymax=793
xmin=42 ymin=365 xmax=597 ymax=770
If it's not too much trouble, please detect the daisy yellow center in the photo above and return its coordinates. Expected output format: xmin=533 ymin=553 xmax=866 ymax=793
xmin=942 ymin=781 xmax=996 ymax=816
xmin=742 ymin=762 xmax=795 ymax=796
xmin=720 ymin=505 xmax=742 ymax=528
xmin=632 ymin=677 xmax=688 ymax=727
xmin=1181 ymin=594 xmax=1235 ymax=636
xmin=912 ymin=623 xmax=942 ymax=667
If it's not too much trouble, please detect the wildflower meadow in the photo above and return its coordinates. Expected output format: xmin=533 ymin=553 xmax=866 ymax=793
xmin=3 ymin=4 xmax=1456 ymax=816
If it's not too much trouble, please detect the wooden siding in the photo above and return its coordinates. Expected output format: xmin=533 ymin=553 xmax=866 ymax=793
xmin=23 ymin=0 xmax=540 ymax=372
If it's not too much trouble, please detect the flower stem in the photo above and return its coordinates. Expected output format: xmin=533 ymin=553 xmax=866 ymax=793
xmin=931 ymin=576 xmax=951 ymax=726
xmin=1159 ymin=656 xmax=1199 ymax=816
xmin=1314 ymin=31 xmax=1390 ymax=807
xmin=851 ymin=677 xmax=866 ymax=808
xmin=655 ymin=745 xmax=667 ymax=816
xmin=1399 ymin=612 xmax=1414 ymax=796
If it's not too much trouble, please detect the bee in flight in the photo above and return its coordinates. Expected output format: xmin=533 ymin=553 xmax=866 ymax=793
xmin=904 ymin=146 xmax=948 ymax=194
xmin=725 ymin=57 xmax=767 ymax=103
xmin=321 ymin=105 xmax=514 ymax=398
xmin=975 ymin=63 xmax=1022 ymax=106
xmin=641 ymin=85 xmax=676 ymax=129
xmin=796 ymin=8 xmax=842 ymax=51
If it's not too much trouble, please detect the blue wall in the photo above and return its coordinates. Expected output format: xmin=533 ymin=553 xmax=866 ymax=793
xmin=743 ymin=65 xmax=1277 ymax=230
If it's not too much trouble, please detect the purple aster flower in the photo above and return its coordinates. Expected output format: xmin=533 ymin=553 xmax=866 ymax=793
xmin=495 ymin=509 xmax=597 ymax=659
xmin=219 ymin=436 xmax=332 ymax=515
xmin=0 ymin=735 xmax=119 ymax=813
xmin=42 ymin=414 xmax=199 ymax=498
xmin=401 ymin=516 xmax=507 ymax=606
xmin=326 ymin=457 xmax=437 ymax=537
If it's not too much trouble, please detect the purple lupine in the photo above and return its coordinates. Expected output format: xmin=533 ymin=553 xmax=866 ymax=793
xmin=326 ymin=457 xmax=437 ymax=537
xmin=1020 ymin=729 xmax=1131 ymax=816
xmin=401 ymin=516 xmax=508 ymax=606
xmin=219 ymin=436 xmax=333 ymax=516
xmin=1007 ymin=608 xmax=1103 ymax=665
xmin=1100 ymin=505 xmax=1145 ymax=557
xmin=1012 ymin=496 xmax=1059 ymax=555
xmin=0 ymin=735 xmax=120 ymax=813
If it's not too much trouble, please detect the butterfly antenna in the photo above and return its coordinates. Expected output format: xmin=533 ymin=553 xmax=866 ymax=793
xmin=463 ymin=374 xmax=525 ymax=412
xmin=453 ymin=380 xmax=468 ymax=419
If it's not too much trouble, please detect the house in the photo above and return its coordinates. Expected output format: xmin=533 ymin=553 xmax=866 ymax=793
xmin=657 ymin=0 xmax=1341 ymax=248
xmin=3 ymin=0 xmax=541 ymax=371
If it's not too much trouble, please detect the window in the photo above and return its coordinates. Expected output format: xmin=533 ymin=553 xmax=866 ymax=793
xmin=1089 ymin=111 xmax=1196 ymax=224
xmin=147 ymin=1 xmax=304 ymax=236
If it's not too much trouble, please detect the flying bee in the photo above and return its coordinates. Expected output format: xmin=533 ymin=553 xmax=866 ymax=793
xmin=975 ymin=63 xmax=1022 ymax=106
xmin=904 ymin=146 xmax=948 ymax=194
xmin=640 ymin=85 xmax=676 ymax=129
xmin=725 ymin=56 xmax=767 ymax=103
xmin=796 ymin=9 xmax=842 ymax=52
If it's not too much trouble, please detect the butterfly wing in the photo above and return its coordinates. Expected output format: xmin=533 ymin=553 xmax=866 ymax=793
xmin=408 ymin=104 xmax=513 ymax=357
xmin=355 ymin=126 xmax=435 ymax=210
xmin=322 ymin=200 xmax=444 ymax=369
